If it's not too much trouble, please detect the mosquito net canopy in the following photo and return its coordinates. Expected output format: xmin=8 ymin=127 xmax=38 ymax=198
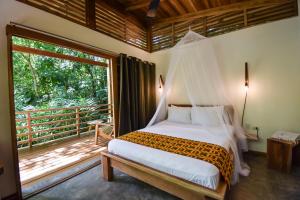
xmin=147 ymin=30 xmax=250 ymax=184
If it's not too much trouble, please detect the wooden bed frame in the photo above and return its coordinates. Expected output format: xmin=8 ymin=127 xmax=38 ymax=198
xmin=101 ymin=104 xmax=233 ymax=200
xmin=101 ymin=150 xmax=228 ymax=200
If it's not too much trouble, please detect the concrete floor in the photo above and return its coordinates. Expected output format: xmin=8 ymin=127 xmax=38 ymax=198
xmin=29 ymin=153 xmax=300 ymax=200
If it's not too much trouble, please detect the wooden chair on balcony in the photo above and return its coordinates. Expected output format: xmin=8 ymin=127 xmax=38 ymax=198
xmin=87 ymin=120 xmax=114 ymax=144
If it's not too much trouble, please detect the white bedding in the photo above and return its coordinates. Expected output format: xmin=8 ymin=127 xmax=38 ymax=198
xmin=108 ymin=121 xmax=234 ymax=190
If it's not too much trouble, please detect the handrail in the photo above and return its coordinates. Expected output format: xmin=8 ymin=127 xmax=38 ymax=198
xmin=15 ymin=104 xmax=113 ymax=149
xmin=30 ymin=112 xmax=77 ymax=121
xmin=15 ymin=104 xmax=112 ymax=114
xmin=32 ymin=118 xmax=77 ymax=127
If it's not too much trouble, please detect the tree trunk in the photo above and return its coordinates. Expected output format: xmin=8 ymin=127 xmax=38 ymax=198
xmin=86 ymin=66 xmax=97 ymax=98
xmin=27 ymin=54 xmax=39 ymax=97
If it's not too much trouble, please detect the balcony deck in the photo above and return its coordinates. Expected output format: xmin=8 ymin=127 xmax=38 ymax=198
xmin=19 ymin=134 xmax=109 ymax=185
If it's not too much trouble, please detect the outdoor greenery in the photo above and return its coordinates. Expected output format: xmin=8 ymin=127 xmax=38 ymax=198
xmin=13 ymin=36 xmax=109 ymax=111
xmin=12 ymin=37 xmax=111 ymax=148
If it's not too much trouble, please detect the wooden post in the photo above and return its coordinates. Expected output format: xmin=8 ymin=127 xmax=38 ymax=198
xmin=110 ymin=57 xmax=119 ymax=137
xmin=7 ymin=26 xmax=22 ymax=199
xmin=76 ymin=107 xmax=80 ymax=137
xmin=27 ymin=111 xmax=32 ymax=148
xmin=85 ymin=0 xmax=96 ymax=29
xmin=102 ymin=154 xmax=113 ymax=181
xmin=94 ymin=124 xmax=99 ymax=145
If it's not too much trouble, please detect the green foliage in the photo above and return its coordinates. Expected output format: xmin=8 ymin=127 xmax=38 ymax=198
xmin=12 ymin=36 xmax=109 ymax=111
xmin=12 ymin=37 xmax=111 ymax=148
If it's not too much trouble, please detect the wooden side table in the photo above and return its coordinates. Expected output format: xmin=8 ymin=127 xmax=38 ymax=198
xmin=267 ymin=138 xmax=300 ymax=173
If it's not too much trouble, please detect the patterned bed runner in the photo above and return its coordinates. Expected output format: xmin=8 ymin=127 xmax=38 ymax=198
xmin=118 ymin=131 xmax=233 ymax=186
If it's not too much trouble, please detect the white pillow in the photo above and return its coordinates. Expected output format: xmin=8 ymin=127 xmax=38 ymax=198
xmin=167 ymin=106 xmax=191 ymax=124
xmin=191 ymin=106 xmax=224 ymax=126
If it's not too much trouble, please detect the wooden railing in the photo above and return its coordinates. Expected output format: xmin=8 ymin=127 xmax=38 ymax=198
xmin=15 ymin=104 xmax=113 ymax=149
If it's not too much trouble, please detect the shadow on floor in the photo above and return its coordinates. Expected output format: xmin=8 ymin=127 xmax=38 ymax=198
xmin=22 ymin=157 xmax=100 ymax=197
xmin=29 ymin=153 xmax=300 ymax=200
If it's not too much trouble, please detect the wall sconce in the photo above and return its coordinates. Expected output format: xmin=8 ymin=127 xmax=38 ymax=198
xmin=245 ymin=62 xmax=249 ymax=91
xmin=159 ymin=75 xmax=164 ymax=92
xmin=242 ymin=62 xmax=249 ymax=126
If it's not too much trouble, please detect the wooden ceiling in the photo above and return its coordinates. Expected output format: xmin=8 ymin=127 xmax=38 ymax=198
xmin=108 ymin=0 xmax=298 ymax=51
xmin=105 ymin=0 xmax=294 ymax=24
xmin=18 ymin=0 xmax=298 ymax=52
xmin=115 ymin=0 xmax=250 ymax=21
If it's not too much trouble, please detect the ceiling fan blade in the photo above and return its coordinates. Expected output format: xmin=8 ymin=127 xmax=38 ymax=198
xmin=147 ymin=0 xmax=160 ymax=18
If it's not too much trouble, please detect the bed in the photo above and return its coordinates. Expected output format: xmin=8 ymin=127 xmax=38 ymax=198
xmin=101 ymin=105 xmax=234 ymax=200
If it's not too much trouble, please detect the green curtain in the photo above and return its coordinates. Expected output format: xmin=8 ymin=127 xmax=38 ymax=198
xmin=117 ymin=54 xmax=156 ymax=136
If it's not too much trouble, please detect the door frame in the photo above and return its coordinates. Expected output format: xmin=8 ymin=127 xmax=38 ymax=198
xmin=6 ymin=24 xmax=119 ymax=199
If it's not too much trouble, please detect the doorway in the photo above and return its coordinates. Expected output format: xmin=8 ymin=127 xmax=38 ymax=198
xmin=7 ymin=24 xmax=118 ymax=199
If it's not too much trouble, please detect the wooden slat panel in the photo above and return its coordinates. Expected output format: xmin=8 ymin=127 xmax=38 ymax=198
xmin=152 ymin=23 xmax=173 ymax=51
xmin=23 ymin=0 xmax=86 ymax=25
xmin=95 ymin=2 xmax=148 ymax=50
xmin=247 ymin=2 xmax=297 ymax=26
xmin=17 ymin=0 xmax=149 ymax=51
xmin=17 ymin=0 xmax=297 ymax=52
xmin=206 ymin=10 xmax=244 ymax=37
xmin=151 ymin=0 xmax=298 ymax=52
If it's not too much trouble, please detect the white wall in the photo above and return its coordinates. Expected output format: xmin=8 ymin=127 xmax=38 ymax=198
xmin=0 ymin=0 xmax=150 ymax=197
xmin=150 ymin=4 xmax=300 ymax=153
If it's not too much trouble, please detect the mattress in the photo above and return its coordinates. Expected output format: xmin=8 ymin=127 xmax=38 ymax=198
xmin=108 ymin=120 xmax=233 ymax=190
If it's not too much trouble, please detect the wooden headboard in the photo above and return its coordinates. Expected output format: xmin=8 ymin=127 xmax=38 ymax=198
xmin=169 ymin=104 xmax=234 ymax=124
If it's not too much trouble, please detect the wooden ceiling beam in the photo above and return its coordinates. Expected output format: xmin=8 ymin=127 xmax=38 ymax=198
xmin=160 ymin=2 xmax=178 ymax=16
xmin=96 ymin=0 xmax=147 ymax=27
xmin=185 ymin=0 xmax=198 ymax=12
xmin=168 ymin=0 xmax=187 ymax=14
xmin=202 ymin=0 xmax=211 ymax=9
xmin=216 ymin=0 xmax=222 ymax=6
xmin=153 ymin=0 xmax=292 ymax=25
xmin=126 ymin=0 xmax=166 ymax=11
xmin=126 ymin=0 xmax=149 ymax=11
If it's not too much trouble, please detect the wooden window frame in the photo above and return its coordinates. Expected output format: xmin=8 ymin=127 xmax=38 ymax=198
xmin=12 ymin=45 xmax=109 ymax=67
xmin=6 ymin=24 xmax=119 ymax=199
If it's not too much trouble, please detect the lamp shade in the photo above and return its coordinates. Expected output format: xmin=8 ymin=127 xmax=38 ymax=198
xmin=245 ymin=62 xmax=249 ymax=88
xmin=159 ymin=75 xmax=164 ymax=88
